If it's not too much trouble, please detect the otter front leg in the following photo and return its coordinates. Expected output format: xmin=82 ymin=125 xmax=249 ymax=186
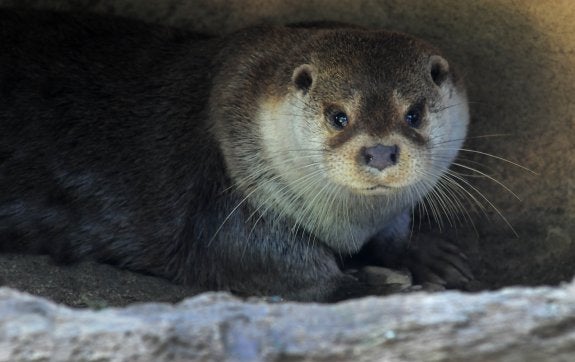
xmin=192 ymin=223 xmax=414 ymax=302
xmin=232 ymin=244 xmax=412 ymax=302
xmin=278 ymin=264 xmax=411 ymax=302
xmin=351 ymin=211 xmax=475 ymax=290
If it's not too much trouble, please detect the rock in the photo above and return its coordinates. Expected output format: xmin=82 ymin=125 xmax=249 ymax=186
xmin=1 ymin=282 xmax=575 ymax=361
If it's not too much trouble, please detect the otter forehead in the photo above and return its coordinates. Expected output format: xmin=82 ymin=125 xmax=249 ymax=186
xmin=309 ymin=30 xmax=438 ymax=90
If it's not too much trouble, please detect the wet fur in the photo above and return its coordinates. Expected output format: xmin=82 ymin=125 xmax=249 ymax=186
xmin=0 ymin=10 xmax=470 ymax=302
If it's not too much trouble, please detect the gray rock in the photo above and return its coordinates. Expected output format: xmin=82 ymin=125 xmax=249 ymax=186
xmin=1 ymin=282 xmax=575 ymax=362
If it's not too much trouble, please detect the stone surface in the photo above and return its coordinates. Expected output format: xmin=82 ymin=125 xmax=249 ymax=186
xmin=0 ymin=254 xmax=197 ymax=308
xmin=2 ymin=282 xmax=575 ymax=362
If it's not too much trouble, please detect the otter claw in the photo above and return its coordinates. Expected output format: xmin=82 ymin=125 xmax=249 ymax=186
xmin=403 ymin=235 xmax=475 ymax=289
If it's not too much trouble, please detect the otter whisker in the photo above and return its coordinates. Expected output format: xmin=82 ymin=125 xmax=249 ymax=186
xmin=425 ymin=152 xmax=522 ymax=201
xmin=433 ymin=147 xmax=537 ymax=174
xmin=452 ymin=162 xmax=521 ymax=200
xmin=245 ymin=166 xmax=323 ymax=223
xmin=220 ymin=152 xmax=326 ymax=194
xmin=210 ymin=159 xmax=327 ymax=246
xmin=438 ymin=175 xmax=473 ymax=226
xmin=410 ymin=168 xmax=481 ymax=237
xmin=411 ymin=181 xmax=430 ymax=234
xmin=245 ymin=170 xmax=322 ymax=231
xmin=430 ymin=100 xmax=486 ymax=114
xmin=252 ymin=165 xmax=325 ymax=223
xmin=242 ymin=168 xmax=325 ymax=259
xmin=273 ymin=170 xmax=329 ymax=247
xmin=428 ymin=155 xmax=501 ymax=178
xmin=436 ymin=177 xmax=480 ymax=236
xmin=463 ymin=133 xmax=513 ymax=140
xmin=442 ymin=172 xmax=489 ymax=216
xmin=421 ymin=165 xmax=488 ymax=219
xmin=429 ymin=102 xmax=466 ymax=113
xmin=424 ymin=182 xmax=446 ymax=230
xmin=428 ymin=178 xmax=462 ymax=227
xmin=448 ymin=159 xmax=501 ymax=178
xmin=428 ymin=133 xmax=512 ymax=148
xmin=299 ymin=178 xmax=334 ymax=249
xmin=434 ymin=181 xmax=467 ymax=225
xmin=443 ymin=170 xmax=518 ymax=236
xmin=418 ymin=174 xmax=443 ymax=228
xmin=208 ymin=176 xmax=276 ymax=247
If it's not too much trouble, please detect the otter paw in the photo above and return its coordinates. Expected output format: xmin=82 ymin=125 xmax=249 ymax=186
xmin=403 ymin=236 xmax=474 ymax=289
xmin=347 ymin=266 xmax=413 ymax=294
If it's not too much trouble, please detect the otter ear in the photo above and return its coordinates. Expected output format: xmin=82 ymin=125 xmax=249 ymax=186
xmin=429 ymin=55 xmax=449 ymax=86
xmin=292 ymin=64 xmax=314 ymax=94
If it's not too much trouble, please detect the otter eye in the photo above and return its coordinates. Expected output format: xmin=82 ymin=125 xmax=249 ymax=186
xmin=330 ymin=111 xmax=349 ymax=129
xmin=405 ymin=104 xmax=424 ymax=128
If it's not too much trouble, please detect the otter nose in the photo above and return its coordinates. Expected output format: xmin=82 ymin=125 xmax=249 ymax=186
xmin=362 ymin=144 xmax=399 ymax=171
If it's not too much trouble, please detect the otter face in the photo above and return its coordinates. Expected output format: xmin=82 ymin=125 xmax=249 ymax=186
xmin=308 ymin=55 xmax=468 ymax=196
xmin=260 ymin=34 xmax=468 ymax=204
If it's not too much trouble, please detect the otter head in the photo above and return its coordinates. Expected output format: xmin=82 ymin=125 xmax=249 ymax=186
xmin=220 ymin=28 xmax=469 ymax=249
xmin=263 ymin=31 xmax=468 ymax=198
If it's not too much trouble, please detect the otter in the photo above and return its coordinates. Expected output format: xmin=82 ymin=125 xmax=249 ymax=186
xmin=0 ymin=9 xmax=472 ymax=302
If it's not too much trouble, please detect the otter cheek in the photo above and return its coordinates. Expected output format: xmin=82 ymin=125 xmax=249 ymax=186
xmin=325 ymin=150 xmax=359 ymax=189
xmin=430 ymin=86 xmax=470 ymax=167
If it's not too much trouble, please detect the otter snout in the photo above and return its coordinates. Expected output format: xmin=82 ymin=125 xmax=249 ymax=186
xmin=361 ymin=144 xmax=399 ymax=171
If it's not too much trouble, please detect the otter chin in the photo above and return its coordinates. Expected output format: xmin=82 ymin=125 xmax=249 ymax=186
xmin=0 ymin=10 xmax=472 ymax=302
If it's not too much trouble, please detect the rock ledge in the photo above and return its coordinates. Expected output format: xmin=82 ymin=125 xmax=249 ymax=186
xmin=1 ymin=282 xmax=575 ymax=361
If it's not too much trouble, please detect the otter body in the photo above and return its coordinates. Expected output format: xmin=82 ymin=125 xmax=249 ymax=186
xmin=0 ymin=10 xmax=471 ymax=302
